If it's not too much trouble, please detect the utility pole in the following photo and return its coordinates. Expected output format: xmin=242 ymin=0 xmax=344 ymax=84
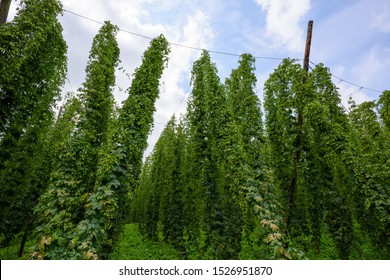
xmin=303 ymin=21 xmax=313 ymax=77
xmin=0 ymin=0 xmax=12 ymax=27
xmin=286 ymin=20 xmax=314 ymax=234
xmin=56 ymin=105 xmax=63 ymax=123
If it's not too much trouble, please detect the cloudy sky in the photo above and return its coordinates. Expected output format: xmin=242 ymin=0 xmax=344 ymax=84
xmin=8 ymin=0 xmax=390 ymax=156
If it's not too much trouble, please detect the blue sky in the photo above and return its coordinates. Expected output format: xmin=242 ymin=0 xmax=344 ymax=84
xmin=8 ymin=0 xmax=390 ymax=155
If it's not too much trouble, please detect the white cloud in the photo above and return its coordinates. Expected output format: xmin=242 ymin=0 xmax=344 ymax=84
xmin=333 ymin=45 xmax=390 ymax=108
xmin=371 ymin=2 xmax=390 ymax=33
xmin=255 ymin=0 xmax=311 ymax=53
xmin=350 ymin=46 xmax=390 ymax=93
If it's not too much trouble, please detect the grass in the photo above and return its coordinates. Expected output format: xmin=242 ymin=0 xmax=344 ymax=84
xmin=1 ymin=224 xmax=179 ymax=260
xmin=0 ymin=234 xmax=34 ymax=260
xmin=2 ymin=222 xmax=386 ymax=260
xmin=109 ymin=224 xmax=179 ymax=260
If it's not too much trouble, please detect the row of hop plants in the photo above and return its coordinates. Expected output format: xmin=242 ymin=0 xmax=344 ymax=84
xmin=1 ymin=0 xmax=389 ymax=260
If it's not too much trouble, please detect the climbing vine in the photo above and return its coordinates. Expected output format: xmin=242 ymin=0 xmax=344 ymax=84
xmin=33 ymin=21 xmax=120 ymax=259
xmin=344 ymin=94 xmax=390 ymax=254
xmin=0 ymin=0 xmax=67 ymax=256
xmin=0 ymin=3 xmax=388 ymax=260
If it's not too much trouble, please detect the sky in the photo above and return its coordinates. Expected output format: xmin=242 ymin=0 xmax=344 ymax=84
xmin=7 ymin=0 xmax=390 ymax=156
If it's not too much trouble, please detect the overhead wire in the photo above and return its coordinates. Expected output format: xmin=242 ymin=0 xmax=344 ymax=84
xmin=309 ymin=61 xmax=384 ymax=99
xmin=63 ymin=9 xmax=285 ymax=61
xmin=174 ymin=84 xmax=191 ymax=114
xmin=66 ymin=74 xmax=74 ymax=93
xmin=330 ymin=73 xmax=382 ymax=93
xmin=62 ymin=9 xmax=386 ymax=108
xmin=346 ymin=87 xmax=364 ymax=98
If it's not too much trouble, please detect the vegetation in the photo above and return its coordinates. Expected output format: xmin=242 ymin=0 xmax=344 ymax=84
xmin=0 ymin=0 xmax=67 ymax=257
xmin=1 ymin=1 xmax=388 ymax=260
xmin=110 ymin=224 xmax=179 ymax=260
xmin=32 ymin=21 xmax=121 ymax=260
xmin=132 ymin=56 xmax=389 ymax=260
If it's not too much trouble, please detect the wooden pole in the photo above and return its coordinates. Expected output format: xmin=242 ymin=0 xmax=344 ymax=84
xmin=56 ymin=105 xmax=63 ymax=123
xmin=303 ymin=21 xmax=314 ymax=76
xmin=0 ymin=0 xmax=12 ymax=27
xmin=286 ymin=20 xmax=314 ymax=233
xmin=17 ymin=231 xmax=28 ymax=258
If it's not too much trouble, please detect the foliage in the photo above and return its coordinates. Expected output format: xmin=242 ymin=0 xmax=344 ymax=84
xmin=226 ymin=54 xmax=287 ymax=259
xmin=117 ymin=34 xmax=170 ymax=192
xmin=182 ymin=50 xmax=249 ymax=259
xmin=0 ymin=233 xmax=35 ymax=260
xmin=108 ymin=35 xmax=170 ymax=248
xmin=225 ymin=53 xmax=262 ymax=232
xmin=31 ymin=26 xmax=171 ymax=261
xmin=344 ymin=95 xmax=390 ymax=254
xmin=134 ymin=156 xmax=156 ymax=238
xmin=159 ymin=118 xmax=187 ymax=249
xmin=378 ymin=90 xmax=390 ymax=128
xmin=32 ymin=21 xmax=120 ymax=259
xmin=136 ymin=117 xmax=185 ymax=249
xmin=0 ymin=0 xmax=67 ymax=255
xmin=134 ymin=53 xmax=289 ymax=259
xmin=225 ymin=53 xmax=264 ymax=159
xmin=1 ymin=2 xmax=388 ymax=259
xmin=0 ymin=0 xmax=66 ymax=134
xmin=264 ymin=59 xmax=354 ymax=259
